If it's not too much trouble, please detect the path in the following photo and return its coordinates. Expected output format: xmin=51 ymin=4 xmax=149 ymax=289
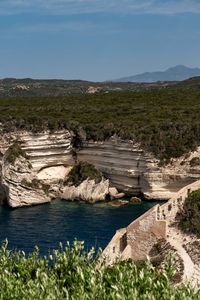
xmin=167 ymin=226 xmax=200 ymax=287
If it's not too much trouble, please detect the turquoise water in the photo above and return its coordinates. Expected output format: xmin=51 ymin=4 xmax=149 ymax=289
xmin=0 ymin=200 xmax=158 ymax=255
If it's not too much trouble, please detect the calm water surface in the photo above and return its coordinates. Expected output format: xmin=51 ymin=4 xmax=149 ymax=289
xmin=0 ymin=200 xmax=158 ymax=255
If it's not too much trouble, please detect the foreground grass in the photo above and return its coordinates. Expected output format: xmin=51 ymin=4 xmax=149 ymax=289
xmin=0 ymin=241 xmax=199 ymax=300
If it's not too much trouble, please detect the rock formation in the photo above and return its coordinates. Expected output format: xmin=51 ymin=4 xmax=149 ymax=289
xmin=2 ymin=144 xmax=49 ymax=208
xmin=1 ymin=131 xmax=200 ymax=207
xmin=0 ymin=130 xmax=74 ymax=207
xmin=62 ymin=178 xmax=110 ymax=203
xmin=77 ymin=136 xmax=200 ymax=200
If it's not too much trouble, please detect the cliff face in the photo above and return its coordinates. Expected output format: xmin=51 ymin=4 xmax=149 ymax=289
xmin=2 ymin=154 xmax=49 ymax=208
xmin=1 ymin=131 xmax=200 ymax=207
xmin=0 ymin=131 xmax=74 ymax=207
xmin=77 ymin=137 xmax=200 ymax=200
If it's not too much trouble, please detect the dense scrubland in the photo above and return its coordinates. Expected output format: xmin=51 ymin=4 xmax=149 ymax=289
xmin=1 ymin=88 xmax=200 ymax=161
xmin=0 ymin=240 xmax=199 ymax=300
xmin=179 ymin=189 xmax=200 ymax=237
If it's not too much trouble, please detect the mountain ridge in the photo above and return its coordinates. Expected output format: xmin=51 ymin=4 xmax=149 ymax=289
xmin=114 ymin=65 xmax=200 ymax=83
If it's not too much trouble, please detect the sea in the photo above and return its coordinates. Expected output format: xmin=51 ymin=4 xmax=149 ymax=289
xmin=0 ymin=200 xmax=158 ymax=255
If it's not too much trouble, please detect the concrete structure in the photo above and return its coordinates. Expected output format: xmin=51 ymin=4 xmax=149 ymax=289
xmin=103 ymin=179 xmax=200 ymax=265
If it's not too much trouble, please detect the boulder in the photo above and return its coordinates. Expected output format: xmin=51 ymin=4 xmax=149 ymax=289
xmin=109 ymin=187 xmax=118 ymax=197
xmin=109 ymin=187 xmax=125 ymax=200
xmin=114 ymin=192 xmax=125 ymax=199
xmin=130 ymin=197 xmax=142 ymax=204
xmin=62 ymin=178 xmax=109 ymax=203
xmin=108 ymin=200 xmax=129 ymax=207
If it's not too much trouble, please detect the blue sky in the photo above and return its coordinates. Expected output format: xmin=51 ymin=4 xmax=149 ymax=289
xmin=0 ymin=0 xmax=200 ymax=81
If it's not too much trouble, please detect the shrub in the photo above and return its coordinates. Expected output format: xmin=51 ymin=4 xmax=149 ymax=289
xmin=0 ymin=240 xmax=199 ymax=300
xmin=21 ymin=178 xmax=50 ymax=195
xmin=5 ymin=142 xmax=28 ymax=164
xmin=179 ymin=189 xmax=200 ymax=237
xmin=190 ymin=157 xmax=200 ymax=167
xmin=65 ymin=161 xmax=102 ymax=186
xmin=2 ymin=89 xmax=200 ymax=162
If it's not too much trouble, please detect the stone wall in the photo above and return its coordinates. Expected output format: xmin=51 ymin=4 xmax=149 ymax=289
xmin=157 ymin=179 xmax=200 ymax=222
xmin=103 ymin=206 xmax=166 ymax=264
xmin=103 ymin=179 xmax=200 ymax=264
xmin=126 ymin=206 xmax=166 ymax=261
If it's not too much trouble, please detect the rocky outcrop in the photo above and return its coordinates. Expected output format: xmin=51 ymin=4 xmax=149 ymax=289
xmin=2 ymin=131 xmax=200 ymax=207
xmin=78 ymin=136 xmax=200 ymax=200
xmin=2 ymin=150 xmax=49 ymax=208
xmin=109 ymin=187 xmax=125 ymax=200
xmin=0 ymin=130 xmax=74 ymax=207
xmin=62 ymin=178 xmax=109 ymax=203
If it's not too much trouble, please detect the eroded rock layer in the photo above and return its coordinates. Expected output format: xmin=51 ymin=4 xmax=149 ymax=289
xmin=78 ymin=138 xmax=146 ymax=195
xmin=1 ymin=131 xmax=200 ymax=207
xmin=78 ymin=137 xmax=200 ymax=200
xmin=19 ymin=131 xmax=74 ymax=170
xmin=0 ymin=131 xmax=74 ymax=207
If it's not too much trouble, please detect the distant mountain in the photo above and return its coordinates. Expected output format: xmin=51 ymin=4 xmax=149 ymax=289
xmin=114 ymin=65 xmax=200 ymax=83
xmin=1 ymin=72 xmax=200 ymax=98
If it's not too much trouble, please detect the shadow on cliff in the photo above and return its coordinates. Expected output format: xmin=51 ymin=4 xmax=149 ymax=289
xmin=0 ymin=183 xmax=9 ymax=207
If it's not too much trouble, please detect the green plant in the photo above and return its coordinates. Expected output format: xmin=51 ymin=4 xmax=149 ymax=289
xmin=5 ymin=142 xmax=28 ymax=164
xmin=178 ymin=189 xmax=200 ymax=237
xmin=65 ymin=161 xmax=103 ymax=186
xmin=190 ymin=157 xmax=200 ymax=167
xmin=0 ymin=240 xmax=199 ymax=300
xmin=1 ymin=88 xmax=200 ymax=162
xmin=21 ymin=178 xmax=50 ymax=195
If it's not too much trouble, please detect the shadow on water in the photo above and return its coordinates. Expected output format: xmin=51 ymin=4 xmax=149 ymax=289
xmin=0 ymin=200 xmax=159 ymax=255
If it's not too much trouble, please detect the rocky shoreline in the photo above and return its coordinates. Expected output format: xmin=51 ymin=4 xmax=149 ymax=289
xmin=1 ymin=130 xmax=200 ymax=208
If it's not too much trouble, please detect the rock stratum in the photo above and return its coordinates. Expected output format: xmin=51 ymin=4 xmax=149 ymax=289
xmin=1 ymin=130 xmax=200 ymax=207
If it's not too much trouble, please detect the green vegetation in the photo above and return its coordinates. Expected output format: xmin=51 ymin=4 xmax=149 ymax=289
xmin=21 ymin=178 xmax=50 ymax=195
xmin=179 ymin=189 xmax=200 ymax=237
xmin=65 ymin=162 xmax=102 ymax=186
xmin=1 ymin=88 xmax=200 ymax=161
xmin=190 ymin=157 xmax=200 ymax=167
xmin=0 ymin=240 xmax=199 ymax=300
xmin=5 ymin=142 xmax=28 ymax=164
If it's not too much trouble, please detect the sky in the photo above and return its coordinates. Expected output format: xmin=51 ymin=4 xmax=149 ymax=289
xmin=0 ymin=0 xmax=200 ymax=81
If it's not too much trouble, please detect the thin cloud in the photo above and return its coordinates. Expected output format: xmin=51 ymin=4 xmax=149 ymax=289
xmin=0 ymin=0 xmax=200 ymax=15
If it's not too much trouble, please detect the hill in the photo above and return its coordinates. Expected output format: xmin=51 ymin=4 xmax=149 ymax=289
xmin=114 ymin=65 xmax=200 ymax=83
xmin=0 ymin=78 xmax=176 ymax=98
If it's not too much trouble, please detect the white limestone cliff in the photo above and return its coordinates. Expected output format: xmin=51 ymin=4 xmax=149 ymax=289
xmin=0 ymin=130 xmax=74 ymax=207
xmin=77 ymin=136 xmax=200 ymax=200
xmin=2 ymin=152 xmax=49 ymax=208
xmin=1 ymin=131 xmax=200 ymax=207
xmin=62 ymin=178 xmax=110 ymax=203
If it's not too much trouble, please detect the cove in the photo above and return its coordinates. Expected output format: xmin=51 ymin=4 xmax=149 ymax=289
xmin=0 ymin=200 xmax=159 ymax=255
